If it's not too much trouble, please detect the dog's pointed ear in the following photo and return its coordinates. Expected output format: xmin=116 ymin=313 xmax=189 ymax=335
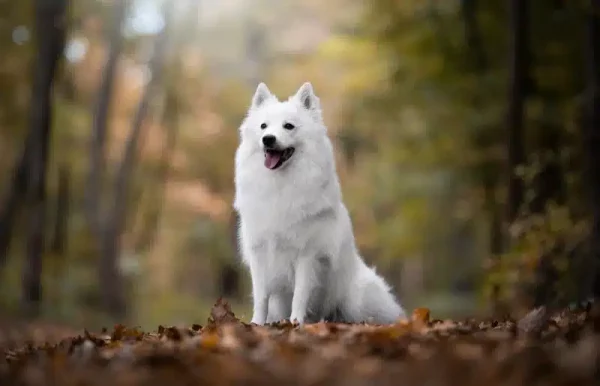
xmin=293 ymin=82 xmax=317 ymax=110
xmin=251 ymin=82 xmax=275 ymax=109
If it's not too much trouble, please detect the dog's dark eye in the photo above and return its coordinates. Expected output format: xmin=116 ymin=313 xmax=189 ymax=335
xmin=260 ymin=123 xmax=267 ymax=129
xmin=283 ymin=123 xmax=295 ymax=130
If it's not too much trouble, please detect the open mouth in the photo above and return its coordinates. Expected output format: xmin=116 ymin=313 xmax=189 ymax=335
xmin=264 ymin=147 xmax=295 ymax=170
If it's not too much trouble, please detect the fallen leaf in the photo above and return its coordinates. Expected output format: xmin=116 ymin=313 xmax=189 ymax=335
xmin=207 ymin=298 xmax=239 ymax=326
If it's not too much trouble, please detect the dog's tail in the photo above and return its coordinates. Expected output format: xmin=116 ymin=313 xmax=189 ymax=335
xmin=338 ymin=261 xmax=406 ymax=324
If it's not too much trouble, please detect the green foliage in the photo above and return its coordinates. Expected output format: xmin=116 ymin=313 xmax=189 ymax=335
xmin=486 ymin=203 xmax=589 ymax=307
xmin=359 ymin=0 xmax=593 ymax=312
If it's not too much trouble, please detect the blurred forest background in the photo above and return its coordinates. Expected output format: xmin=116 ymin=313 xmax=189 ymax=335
xmin=1 ymin=0 xmax=600 ymax=330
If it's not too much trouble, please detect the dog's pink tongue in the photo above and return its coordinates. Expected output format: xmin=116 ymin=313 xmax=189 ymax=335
xmin=264 ymin=152 xmax=281 ymax=169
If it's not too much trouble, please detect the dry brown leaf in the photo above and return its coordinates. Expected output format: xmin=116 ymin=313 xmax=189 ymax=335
xmin=207 ymin=297 xmax=239 ymax=326
xmin=2 ymin=299 xmax=600 ymax=385
xmin=412 ymin=308 xmax=431 ymax=328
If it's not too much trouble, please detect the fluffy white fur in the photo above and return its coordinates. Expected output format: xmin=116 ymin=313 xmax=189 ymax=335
xmin=233 ymin=82 xmax=406 ymax=325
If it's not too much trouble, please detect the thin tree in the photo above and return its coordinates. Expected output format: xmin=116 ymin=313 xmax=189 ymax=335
xmin=0 ymin=143 xmax=30 ymax=271
xmin=85 ymin=0 xmax=129 ymax=235
xmin=459 ymin=0 xmax=505 ymax=310
xmin=586 ymin=0 xmax=600 ymax=298
xmin=460 ymin=0 xmax=487 ymax=71
xmin=133 ymin=0 xmax=198 ymax=254
xmin=133 ymin=78 xmax=180 ymax=254
xmin=22 ymin=0 xmax=68 ymax=315
xmin=47 ymin=165 xmax=70 ymax=311
xmin=51 ymin=166 xmax=70 ymax=257
xmin=99 ymin=2 xmax=172 ymax=319
xmin=492 ymin=0 xmax=529 ymax=315
xmin=0 ymin=3 xmax=34 ymax=271
xmin=459 ymin=0 xmax=504 ymax=258
xmin=506 ymin=0 xmax=528 ymax=227
xmin=525 ymin=2 xmax=567 ymax=308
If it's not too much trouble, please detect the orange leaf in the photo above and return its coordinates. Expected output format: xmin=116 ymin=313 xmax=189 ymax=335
xmin=411 ymin=308 xmax=431 ymax=328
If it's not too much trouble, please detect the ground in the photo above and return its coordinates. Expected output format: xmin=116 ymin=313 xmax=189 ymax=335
xmin=2 ymin=299 xmax=600 ymax=385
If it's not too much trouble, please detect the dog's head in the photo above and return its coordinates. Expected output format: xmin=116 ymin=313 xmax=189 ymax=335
xmin=239 ymin=82 xmax=326 ymax=171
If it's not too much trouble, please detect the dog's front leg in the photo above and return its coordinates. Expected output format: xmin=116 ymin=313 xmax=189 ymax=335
xmin=249 ymin=260 xmax=268 ymax=325
xmin=290 ymin=255 xmax=330 ymax=324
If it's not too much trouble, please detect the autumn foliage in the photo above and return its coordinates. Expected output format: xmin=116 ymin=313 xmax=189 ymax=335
xmin=2 ymin=299 xmax=600 ymax=385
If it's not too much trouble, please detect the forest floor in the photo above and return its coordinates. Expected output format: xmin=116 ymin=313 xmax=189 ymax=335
xmin=2 ymin=299 xmax=600 ymax=385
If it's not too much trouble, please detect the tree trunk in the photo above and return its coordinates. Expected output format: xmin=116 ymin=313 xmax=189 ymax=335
xmin=492 ymin=0 xmax=529 ymax=315
xmin=0 ymin=4 xmax=36 ymax=266
xmin=506 ymin=0 xmax=529 ymax=227
xmin=488 ymin=186 xmax=505 ymax=314
xmin=530 ymin=106 xmax=565 ymax=307
xmin=487 ymin=184 xmax=503 ymax=256
xmin=460 ymin=0 xmax=503 ymax=312
xmin=133 ymin=82 xmax=179 ymax=254
xmin=51 ymin=166 xmax=70 ymax=256
xmin=85 ymin=0 xmax=129 ymax=235
xmin=586 ymin=0 xmax=600 ymax=298
xmin=21 ymin=0 xmax=68 ymax=316
xmin=529 ymin=131 xmax=564 ymax=214
xmin=99 ymin=3 xmax=171 ymax=319
xmin=132 ymin=0 xmax=197 ymax=255
xmin=0 ymin=149 xmax=30 ymax=271
xmin=460 ymin=0 xmax=487 ymax=71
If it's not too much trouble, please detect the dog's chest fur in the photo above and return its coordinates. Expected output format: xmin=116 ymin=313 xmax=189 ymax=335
xmin=236 ymin=161 xmax=338 ymax=293
xmin=250 ymin=232 xmax=298 ymax=293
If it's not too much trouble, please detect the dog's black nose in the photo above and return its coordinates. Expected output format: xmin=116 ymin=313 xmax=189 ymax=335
xmin=262 ymin=135 xmax=276 ymax=148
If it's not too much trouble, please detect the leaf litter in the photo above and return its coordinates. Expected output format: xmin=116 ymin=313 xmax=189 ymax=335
xmin=2 ymin=298 xmax=600 ymax=385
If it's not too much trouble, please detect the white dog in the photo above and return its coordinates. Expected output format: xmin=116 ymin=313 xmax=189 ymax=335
xmin=233 ymin=82 xmax=406 ymax=325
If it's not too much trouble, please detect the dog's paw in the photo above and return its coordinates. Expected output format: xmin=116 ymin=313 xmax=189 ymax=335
xmin=289 ymin=314 xmax=306 ymax=325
